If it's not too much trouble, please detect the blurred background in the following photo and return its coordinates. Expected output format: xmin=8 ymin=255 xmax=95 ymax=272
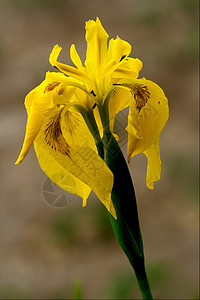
xmin=0 ymin=0 xmax=199 ymax=299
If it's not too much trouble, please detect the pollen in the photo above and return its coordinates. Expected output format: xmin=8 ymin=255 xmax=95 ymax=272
xmin=44 ymin=109 xmax=70 ymax=156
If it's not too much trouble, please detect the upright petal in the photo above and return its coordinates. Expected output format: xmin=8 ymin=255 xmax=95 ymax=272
xmin=49 ymin=45 xmax=90 ymax=84
xmin=70 ymin=44 xmax=84 ymax=71
xmin=85 ymin=18 xmax=108 ymax=76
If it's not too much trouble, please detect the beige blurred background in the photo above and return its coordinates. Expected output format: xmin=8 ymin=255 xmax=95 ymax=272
xmin=0 ymin=0 xmax=199 ymax=299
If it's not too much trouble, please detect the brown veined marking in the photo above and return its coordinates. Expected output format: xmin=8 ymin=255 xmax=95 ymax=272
xmin=44 ymin=108 xmax=70 ymax=156
xmin=121 ymin=83 xmax=150 ymax=112
xmin=44 ymin=82 xmax=60 ymax=93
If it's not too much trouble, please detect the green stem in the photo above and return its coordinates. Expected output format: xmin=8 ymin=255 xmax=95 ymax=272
xmin=134 ymin=257 xmax=153 ymax=299
xmin=85 ymin=99 xmax=153 ymax=299
xmin=104 ymin=134 xmax=153 ymax=299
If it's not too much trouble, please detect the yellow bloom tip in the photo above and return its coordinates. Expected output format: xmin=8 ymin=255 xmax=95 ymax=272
xmin=49 ymin=44 xmax=62 ymax=67
xmin=147 ymin=181 xmax=155 ymax=190
xmin=82 ymin=198 xmax=87 ymax=207
xmin=15 ymin=156 xmax=24 ymax=166
xmin=113 ymin=211 xmax=117 ymax=220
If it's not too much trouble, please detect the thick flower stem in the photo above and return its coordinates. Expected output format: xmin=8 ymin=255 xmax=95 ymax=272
xmin=134 ymin=259 xmax=153 ymax=299
xmin=96 ymin=99 xmax=153 ymax=299
xmin=103 ymin=133 xmax=153 ymax=299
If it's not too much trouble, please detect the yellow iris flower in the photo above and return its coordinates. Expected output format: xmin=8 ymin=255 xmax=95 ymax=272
xmin=15 ymin=18 xmax=169 ymax=218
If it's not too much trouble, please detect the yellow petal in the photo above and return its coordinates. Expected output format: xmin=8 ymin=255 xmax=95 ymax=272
xmin=85 ymin=17 xmax=108 ymax=75
xmin=34 ymin=141 xmax=91 ymax=205
xmin=34 ymin=106 xmax=116 ymax=218
xmin=70 ymin=44 xmax=84 ymax=70
xmin=15 ymin=95 xmax=54 ymax=165
xmin=113 ymin=58 xmax=143 ymax=79
xmin=49 ymin=45 xmax=90 ymax=84
xmin=125 ymin=78 xmax=169 ymax=160
xmin=143 ymin=139 xmax=161 ymax=189
xmin=109 ymin=87 xmax=130 ymax=134
xmin=101 ymin=39 xmax=137 ymax=85
xmin=104 ymin=59 xmax=143 ymax=135
xmin=108 ymin=36 xmax=131 ymax=63
xmin=15 ymin=72 xmax=70 ymax=165
xmin=25 ymin=72 xmax=63 ymax=113
xmin=93 ymin=105 xmax=103 ymax=138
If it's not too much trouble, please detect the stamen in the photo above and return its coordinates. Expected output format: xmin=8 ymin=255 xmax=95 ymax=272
xmin=44 ymin=109 xmax=70 ymax=156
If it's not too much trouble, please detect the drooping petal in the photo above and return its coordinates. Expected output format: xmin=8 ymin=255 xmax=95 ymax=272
xmin=124 ymin=78 xmax=169 ymax=159
xmin=34 ymin=141 xmax=91 ymax=206
xmin=124 ymin=78 xmax=168 ymax=188
xmin=34 ymin=105 xmax=116 ymax=218
xmin=144 ymin=139 xmax=161 ymax=189
xmin=25 ymin=72 xmax=65 ymax=113
xmin=15 ymin=74 xmax=63 ymax=165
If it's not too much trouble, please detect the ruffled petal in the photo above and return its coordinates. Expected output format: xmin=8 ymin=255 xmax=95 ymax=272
xmin=144 ymin=139 xmax=161 ymax=189
xmin=34 ymin=106 xmax=116 ymax=218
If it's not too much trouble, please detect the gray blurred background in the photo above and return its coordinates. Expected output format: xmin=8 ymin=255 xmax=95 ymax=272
xmin=0 ymin=0 xmax=199 ymax=299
